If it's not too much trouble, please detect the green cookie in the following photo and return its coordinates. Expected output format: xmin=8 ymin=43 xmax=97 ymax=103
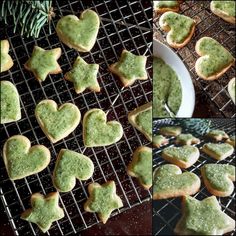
xmin=35 ymin=99 xmax=81 ymax=143
xmin=162 ymin=145 xmax=200 ymax=168
xmin=21 ymin=192 xmax=64 ymax=233
xmin=65 ymin=57 xmax=100 ymax=94
xmin=127 ymin=146 xmax=152 ymax=189
xmin=153 ymin=164 xmax=200 ymax=200
xmin=0 ymin=80 xmax=21 ymax=124
xmin=128 ymin=102 xmax=152 ymax=142
xmin=83 ymin=109 xmax=123 ymax=147
xmin=53 ymin=149 xmax=94 ymax=192
xmin=201 ymin=164 xmax=235 ymax=197
xmin=3 ymin=135 xmax=50 ymax=180
xmin=195 ymin=37 xmax=235 ymax=80
xmin=0 ymin=40 xmax=13 ymax=72
xmin=56 ymin=10 xmax=100 ymax=52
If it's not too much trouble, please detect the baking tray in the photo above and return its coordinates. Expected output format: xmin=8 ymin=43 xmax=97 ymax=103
xmin=153 ymin=118 xmax=236 ymax=235
xmin=153 ymin=0 xmax=236 ymax=118
xmin=0 ymin=0 xmax=152 ymax=235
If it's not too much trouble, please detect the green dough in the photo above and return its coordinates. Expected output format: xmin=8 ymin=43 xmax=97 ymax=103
xmin=128 ymin=147 xmax=152 ymax=188
xmin=153 ymin=57 xmax=182 ymax=117
xmin=162 ymin=145 xmax=198 ymax=162
xmin=196 ymin=37 xmax=234 ymax=78
xmin=212 ymin=1 xmax=235 ymax=17
xmin=21 ymin=192 xmax=64 ymax=233
xmin=0 ymin=81 xmax=21 ymax=124
xmin=35 ymin=100 xmax=81 ymax=143
xmin=153 ymin=164 xmax=199 ymax=195
xmin=0 ymin=40 xmax=13 ymax=72
xmin=56 ymin=10 xmax=100 ymax=52
xmin=3 ymin=135 xmax=50 ymax=180
xmin=110 ymin=50 xmax=147 ymax=86
xmin=25 ymin=46 xmax=61 ymax=82
xmin=160 ymin=12 xmax=195 ymax=44
xmin=202 ymin=164 xmax=235 ymax=192
xmin=155 ymin=1 xmax=179 ymax=8
xmin=203 ymin=143 xmax=233 ymax=156
xmin=85 ymin=181 xmax=123 ymax=223
xmin=176 ymin=134 xmax=200 ymax=145
xmin=65 ymin=57 xmax=99 ymax=93
xmin=83 ymin=109 xmax=123 ymax=147
xmin=53 ymin=149 xmax=94 ymax=192
xmin=176 ymin=196 xmax=235 ymax=235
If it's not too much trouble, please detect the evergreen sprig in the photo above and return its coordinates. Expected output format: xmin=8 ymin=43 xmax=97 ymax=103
xmin=0 ymin=0 xmax=54 ymax=38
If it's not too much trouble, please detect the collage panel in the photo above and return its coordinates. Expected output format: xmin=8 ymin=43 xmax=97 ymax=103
xmin=153 ymin=118 xmax=235 ymax=235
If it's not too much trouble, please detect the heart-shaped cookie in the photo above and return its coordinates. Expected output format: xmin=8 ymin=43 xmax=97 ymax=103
xmin=53 ymin=149 xmax=94 ymax=192
xmin=56 ymin=10 xmax=100 ymax=52
xmin=159 ymin=12 xmax=196 ymax=48
xmin=35 ymin=99 xmax=81 ymax=143
xmin=128 ymin=102 xmax=152 ymax=142
xmin=3 ymin=135 xmax=50 ymax=180
xmin=153 ymin=164 xmax=200 ymax=200
xmin=0 ymin=81 xmax=21 ymax=124
xmin=161 ymin=145 xmax=200 ymax=168
xmin=195 ymin=37 xmax=235 ymax=80
xmin=83 ymin=109 xmax=123 ymax=147
xmin=201 ymin=164 xmax=235 ymax=197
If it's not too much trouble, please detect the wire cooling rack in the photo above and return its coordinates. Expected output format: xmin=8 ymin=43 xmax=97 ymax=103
xmin=153 ymin=0 xmax=236 ymax=118
xmin=0 ymin=0 xmax=152 ymax=235
xmin=153 ymin=118 xmax=236 ymax=236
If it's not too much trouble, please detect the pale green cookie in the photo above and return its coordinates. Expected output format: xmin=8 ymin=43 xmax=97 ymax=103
xmin=35 ymin=99 xmax=81 ymax=143
xmin=175 ymin=196 xmax=235 ymax=235
xmin=3 ymin=135 xmax=50 ymax=180
xmin=0 ymin=40 xmax=13 ymax=72
xmin=109 ymin=49 xmax=148 ymax=87
xmin=56 ymin=10 xmax=100 ymax=52
xmin=159 ymin=12 xmax=195 ymax=48
xmin=195 ymin=37 xmax=235 ymax=80
xmin=201 ymin=164 xmax=235 ymax=197
xmin=127 ymin=146 xmax=152 ymax=189
xmin=21 ymin=192 xmax=64 ymax=233
xmin=205 ymin=129 xmax=229 ymax=141
xmin=24 ymin=46 xmax=62 ymax=82
xmin=0 ymin=81 xmax=21 ymax=124
xmin=83 ymin=109 xmax=123 ymax=147
xmin=228 ymin=77 xmax=235 ymax=104
xmin=153 ymin=135 xmax=168 ymax=148
xmin=154 ymin=1 xmax=181 ymax=14
xmin=162 ymin=145 xmax=200 ymax=168
xmin=159 ymin=126 xmax=182 ymax=136
xmin=153 ymin=164 xmax=200 ymax=200
xmin=211 ymin=1 xmax=235 ymax=24
xmin=84 ymin=181 xmax=123 ymax=224
xmin=128 ymin=102 xmax=152 ymax=142
xmin=65 ymin=57 xmax=100 ymax=94
xmin=202 ymin=143 xmax=234 ymax=160
xmin=53 ymin=149 xmax=94 ymax=192
xmin=176 ymin=134 xmax=200 ymax=146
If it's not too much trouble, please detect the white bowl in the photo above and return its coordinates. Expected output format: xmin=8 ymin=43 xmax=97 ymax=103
xmin=153 ymin=39 xmax=195 ymax=117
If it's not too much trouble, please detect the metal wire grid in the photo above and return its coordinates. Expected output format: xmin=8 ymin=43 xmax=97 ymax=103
xmin=0 ymin=0 xmax=152 ymax=235
xmin=153 ymin=0 xmax=236 ymax=118
xmin=152 ymin=118 xmax=236 ymax=235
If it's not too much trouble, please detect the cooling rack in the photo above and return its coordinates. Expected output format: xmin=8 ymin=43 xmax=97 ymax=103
xmin=153 ymin=118 xmax=236 ymax=236
xmin=0 ymin=0 xmax=152 ymax=235
xmin=153 ymin=0 xmax=236 ymax=118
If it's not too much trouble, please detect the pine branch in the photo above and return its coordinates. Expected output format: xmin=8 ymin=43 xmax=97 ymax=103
xmin=0 ymin=0 xmax=55 ymax=38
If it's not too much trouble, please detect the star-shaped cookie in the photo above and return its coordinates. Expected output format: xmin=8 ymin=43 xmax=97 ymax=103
xmin=65 ymin=57 xmax=100 ymax=93
xmin=84 ymin=181 xmax=123 ymax=224
xmin=21 ymin=192 xmax=64 ymax=233
xmin=24 ymin=46 xmax=62 ymax=82
xmin=109 ymin=49 xmax=148 ymax=87
xmin=175 ymin=196 xmax=235 ymax=235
